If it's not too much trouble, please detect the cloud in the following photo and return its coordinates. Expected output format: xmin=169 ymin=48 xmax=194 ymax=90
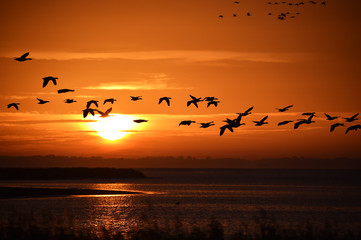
xmin=3 ymin=50 xmax=301 ymax=63
xmin=83 ymin=73 xmax=189 ymax=90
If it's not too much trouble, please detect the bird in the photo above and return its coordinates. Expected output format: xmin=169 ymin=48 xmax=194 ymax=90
xmin=302 ymin=112 xmax=316 ymax=118
xmin=207 ymin=100 xmax=220 ymax=108
xmin=247 ymin=12 xmax=251 ymax=16
xmin=343 ymin=113 xmax=359 ymax=122
xmin=58 ymin=89 xmax=75 ymax=94
xmin=7 ymin=103 xmax=20 ymax=110
xmin=294 ymin=116 xmax=315 ymax=129
xmin=133 ymin=119 xmax=148 ymax=123
xmin=82 ymin=108 xmax=96 ymax=118
xmin=234 ymin=1 xmax=239 ymax=3
xmin=130 ymin=96 xmax=142 ymax=101
xmin=321 ymin=1 xmax=326 ymax=5
xmin=42 ymin=76 xmax=58 ymax=88
xmin=14 ymin=52 xmax=32 ymax=62
xmin=276 ymin=105 xmax=293 ymax=112
xmin=86 ymin=100 xmax=99 ymax=109
xmin=237 ymin=106 xmax=254 ymax=117
xmin=187 ymin=95 xmax=202 ymax=108
xmin=219 ymin=15 xmax=224 ymax=18
xmin=96 ymin=107 xmax=112 ymax=118
xmin=253 ymin=116 xmax=269 ymax=126
xmin=278 ymin=120 xmax=293 ymax=126
xmin=199 ymin=121 xmax=215 ymax=128
xmin=65 ymin=99 xmax=77 ymax=103
xmin=233 ymin=14 xmax=237 ymax=17
xmin=159 ymin=97 xmax=172 ymax=106
xmin=324 ymin=113 xmax=339 ymax=121
xmin=103 ymin=98 xmax=116 ymax=105
xmin=203 ymin=97 xmax=218 ymax=101
xmin=179 ymin=120 xmax=196 ymax=126
xmin=330 ymin=123 xmax=344 ymax=132
xmin=345 ymin=124 xmax=361 ymax=134
xmin=36 ymin=98 xmax=49 ymax=104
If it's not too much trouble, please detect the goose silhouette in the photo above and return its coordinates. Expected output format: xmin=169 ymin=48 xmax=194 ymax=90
xmin=133 ymin=119 xmax=148 ymax=123
xmin=65 ymin=99 xmax=77 ymax=103
xmin=14 ymin=52 xmax=32 ymax=62
xmin=58 ymin=89 xmax=74 ymax=94
xmin=203 ymin=97 xmax=218 ymax=101
xmin=179 ymin=120 xmax=196 ymax=126
xmin=187 ymin=95 xmax=203 ymax=108
xmin=36 ymin=98 xmax=49 ymax=104
xmin=343 ymin=113 xmax=359 ymax=122
xmin=207 ymin=100 xmax=220 ymax=108
xmin=7 ymin=103 xmax=20 ymax=110
xmin=82 ymin=108 xmax=96 ymax=118
xmin=330 ymin=123 xmax=344 ymax=132
xmin=276 ymin=105 xmax=293 ymax=112
xmin=159 ymin=97 xmax=172 ymax=106
xmin=220 ymin=124 xmax=234 ymax=136
xmin=96 ymin=107 xmax=112 ymax=118
xmin=130 ymin=96 xmax=142 ymax=101
xmin=86 ymin=100 xmax=99 ymax=109
xmin=345 ymin=124 xmax=361 ymax=134
xmin=278 ymin=120 xmax=293 ymax=126
xmin=294 ymin=115 xmax=315 ymax=129
xmin=253 ymin=116 xmax=268 ymax=126
xmin=103 ymin=98 xmax=116 ymax=105
xmin=237 ymin=106 xmax=254 ymax=117
xmin=199 ymin=121 xmax=215 ymax=128
xmin=42 ymin=76 xmax=58 ymax=88
xmin=325 ymin=113 xmax=339 ymax=121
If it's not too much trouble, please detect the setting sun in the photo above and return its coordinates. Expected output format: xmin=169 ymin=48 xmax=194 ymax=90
xmin=89 ymin=114 xmax=136 ymax=141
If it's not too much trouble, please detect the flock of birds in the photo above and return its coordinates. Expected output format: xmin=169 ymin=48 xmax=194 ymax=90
xmin=6 ymin=52 xmax=361 ymax=137
xmin=218 ymin=0 xmax=327 ymax=21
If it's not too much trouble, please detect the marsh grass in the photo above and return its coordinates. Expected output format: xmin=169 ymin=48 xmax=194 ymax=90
xmin=0 ymin=209 xmax=360 ymax=240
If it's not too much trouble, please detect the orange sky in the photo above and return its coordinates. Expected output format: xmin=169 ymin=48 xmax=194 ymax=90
xmin=0 ymin=0 xmax=360 ymax=160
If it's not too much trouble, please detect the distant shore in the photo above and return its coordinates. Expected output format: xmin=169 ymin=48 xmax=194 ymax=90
xmin=0 ymin=168 xmax=146 ymax=180
xmin=0 ymin=187 xmax=141 ymax=199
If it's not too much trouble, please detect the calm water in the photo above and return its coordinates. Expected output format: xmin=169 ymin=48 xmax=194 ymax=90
xmin=1 ymin=169 xmax=361 ymax=234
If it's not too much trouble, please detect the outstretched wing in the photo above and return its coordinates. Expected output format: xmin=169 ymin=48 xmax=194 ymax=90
xmin=285 ymin=105 xmax=293 ymax=109
xmin=51 ymin=78 xmax=57 ymax=86
xmin=244 ymin=106 xmax=254 ymax=114
xmin=104 ymin=107 xmax=112 ymax=115
xmin=261 ymin=116 xmax=268 ymax=122
xmin=190 ymin=95 xmax=197 ymax=101
xmin=324 ymin=113 xmax=331 ymax=119
xmin=86 ymin=102 xmax=91 ymax=109
xmin=21 ymin=52 xmax=30 ymax=58
xmin=330 ymin=124 xmax=337 ymax=132
xmin=42 ymin=79 xmax=49 ymax=88
xmin=165 ymin=98 xmax=170 ymax=106
xmin=352 ymin=113 xmax=359 ymax=119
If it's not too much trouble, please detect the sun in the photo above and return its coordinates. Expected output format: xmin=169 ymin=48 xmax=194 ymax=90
xmin=89 ymin=114 xmax=136 ymax=141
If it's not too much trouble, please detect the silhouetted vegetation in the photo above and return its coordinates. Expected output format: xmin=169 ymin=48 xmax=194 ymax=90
xmin=0 ymin=168 xmax=145 ymax=180
xmin=0 ymin=209 xmax=360 ymax=240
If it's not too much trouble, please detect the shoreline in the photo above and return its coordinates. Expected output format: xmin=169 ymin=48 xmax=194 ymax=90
xmin=0 ymin=187 xmax=142 ymax=199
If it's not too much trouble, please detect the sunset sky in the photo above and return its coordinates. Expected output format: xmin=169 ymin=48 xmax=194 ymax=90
xmin=0 ymin=0 xmax=360 ymax=160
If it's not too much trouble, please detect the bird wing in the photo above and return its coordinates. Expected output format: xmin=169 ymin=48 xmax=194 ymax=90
xmin=36 ymin=98 xmax=42 ymax=102
xmin=158 ymin=98 xmax=163 ymax=104
xmin=261 ymin=116 xmax=268 ymax=122
xmin=103 ymin=99 xmax=109 ymax=105
xmin=86 ymin=102 xmax=91 ymax=109
xmin=165 ymin=98 xmax=170 ymax=106
xmin=94 ymin=101 xmax=99 ymax=108
xmin=179 ymin=121 xmax=184 ymax=126
xmin=82 ymin=110 xmax=88 ymax=118
xmin=190 ymin=95 xmax=197 ymax=101
xmin=187 ymin=101 xmax=191 ymax=107
xmin=330 ymin=124 xmax=337 ymax=132
xmin=245 ymin=106 xmax=254 ymax=114
xmin=193 ymin=101 xmax=199 ymax=108
xmin=14 ymin=104 xmax=19 ymax=110
xmin=207 ymin=102 xmax=212 ymax=107
xmin=352 ymin=113 xmax=359 ymax=119
xmin=324 ymin=113 xmax=331 ymax=119
xmin=345 ymin=127 xmax=351 ymax=134
xmin=21 ymin=52 xmax=29 ymax=58
xmin=104 ymin=107 xmax=112 ymax=115
xmin=294 ymin=121 xmax=303 ymax=129
xmin=285 ymin=105 xmax=293 ymax=109
xmin=42 ymin=79 xmax=49 ymax=88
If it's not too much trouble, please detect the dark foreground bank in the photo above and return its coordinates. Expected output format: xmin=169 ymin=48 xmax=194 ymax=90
xmin=0 ymin=168 xmax=146 ymax=180
xmin=0 ymin=187 xmax=141 ymax=199
xmin=0 ymin=209 xmax=360 ymax=240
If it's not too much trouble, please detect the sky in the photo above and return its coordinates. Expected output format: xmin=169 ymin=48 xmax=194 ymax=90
xmin=0 ymin=0 xmax=360 ymax=161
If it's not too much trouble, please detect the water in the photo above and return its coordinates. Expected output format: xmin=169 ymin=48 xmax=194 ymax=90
xmin=1 ymin=169 xmax=361 ymax=234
